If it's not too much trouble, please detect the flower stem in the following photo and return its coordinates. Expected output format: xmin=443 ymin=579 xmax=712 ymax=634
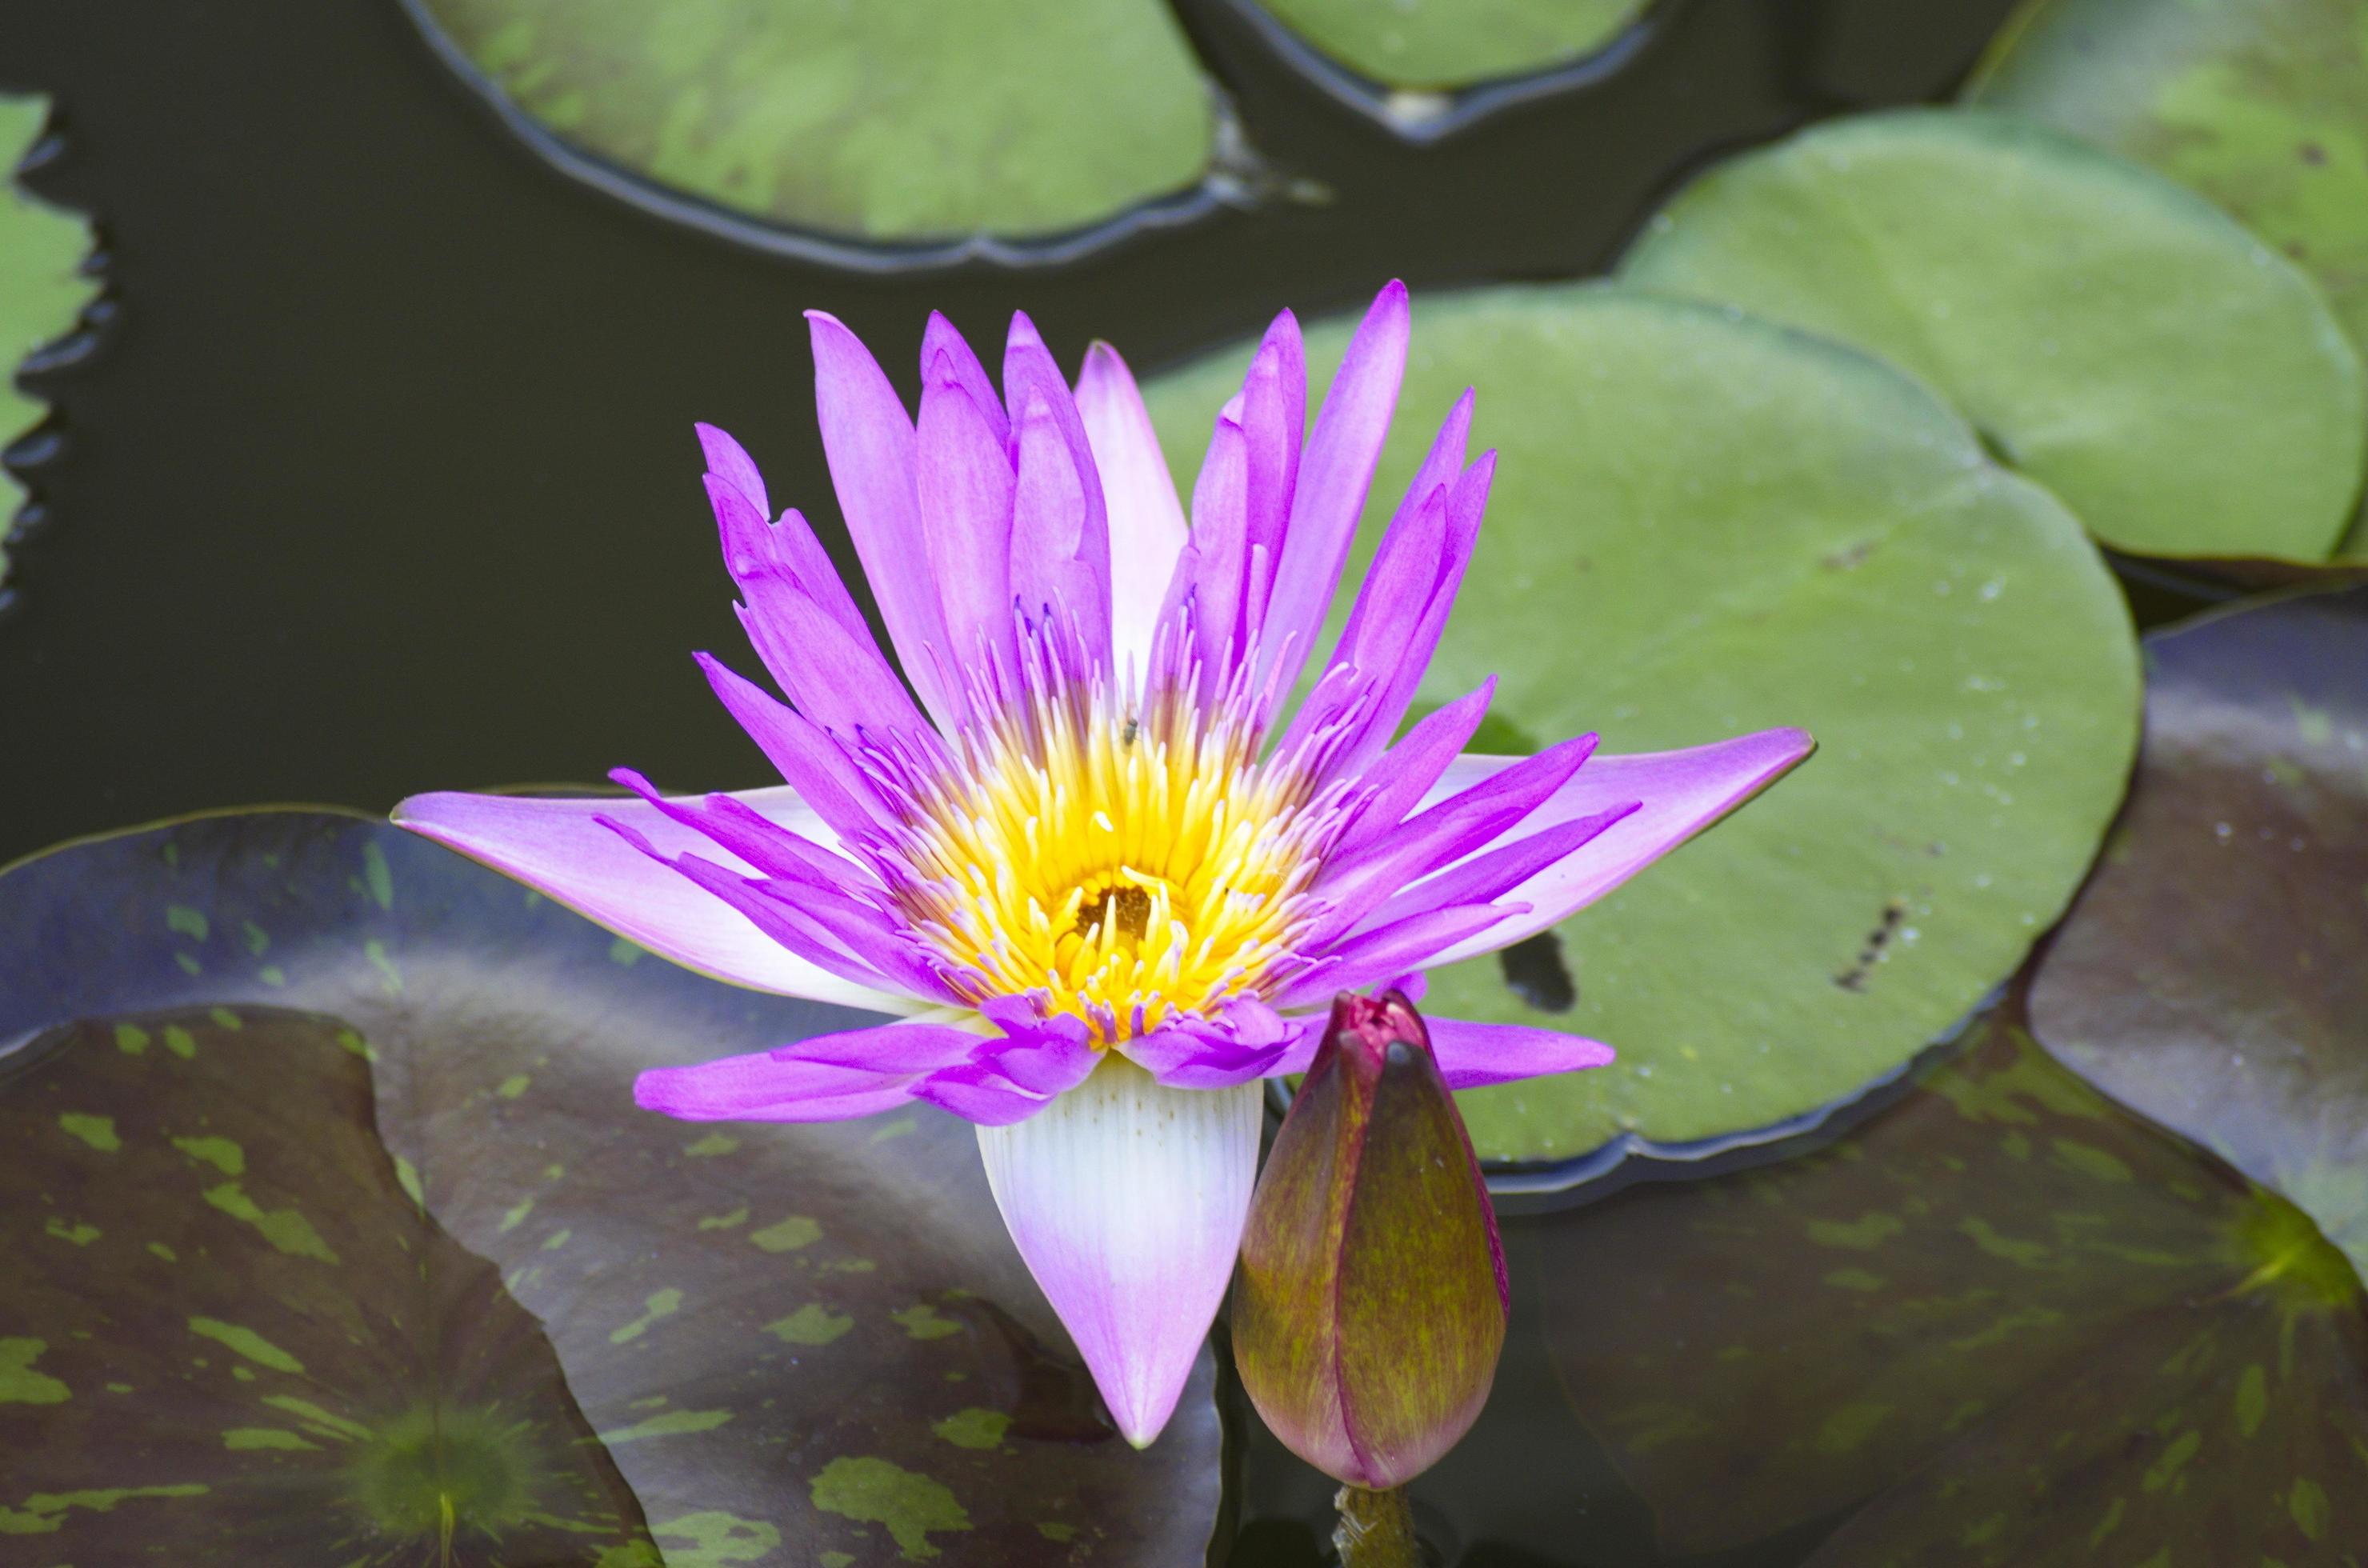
xmin=1333 ymin=1484 xmax=1422 ymax=1568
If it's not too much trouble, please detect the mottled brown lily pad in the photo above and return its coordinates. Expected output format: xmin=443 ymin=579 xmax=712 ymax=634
xmin=2032 ymin=586 xmax=2368 ymax=1279
xmin=0 ymin=1007 xmax=650 ymax=1562
xmin=1542 ymin=993 xmax=2368 ymax=1562
xmin=0 ymin=810 xmax=1222 ymax=1563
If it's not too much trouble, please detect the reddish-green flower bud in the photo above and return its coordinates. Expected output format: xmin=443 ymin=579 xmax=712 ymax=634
xmin=1233 ymin=990 xmax=1510 ymax=1489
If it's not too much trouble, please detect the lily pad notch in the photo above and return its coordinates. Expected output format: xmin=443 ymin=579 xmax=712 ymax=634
xmin=1224 ymin=0 xmax=1657 ymax=142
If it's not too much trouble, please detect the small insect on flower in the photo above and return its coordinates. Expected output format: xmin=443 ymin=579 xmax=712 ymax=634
xmin=394 ymin=283 xmax=1812 ymax=1446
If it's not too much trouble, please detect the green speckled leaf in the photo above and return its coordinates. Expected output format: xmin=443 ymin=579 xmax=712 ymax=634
xmin=0 ymin=1009 xmax=651 ymax=1560
xmin=1620 ymin=109 xmax=2367 ymax=562
xmin=0 ymin=812 xmax=1222 ymax=1562
xmin=1968 ymin=0 xmax=2368 ymax=555
xmin=408 ymin=0 xmax=1218 ymax=246
xmin=1 ymin=95 xmax=98 ymax=591
xmin=1249 ymin=0 xmax=1645 ymax=91
xmin=1543 ymin=994 xmax=2368 ymax=1560
xmin=1144 ymin=285 xmax=2138 ymax=1165
xmin=2032 ymin=588 xmax=2368 ymax=1278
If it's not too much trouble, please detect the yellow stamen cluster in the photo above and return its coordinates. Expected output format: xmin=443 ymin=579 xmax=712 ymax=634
xmin=894 ymin=689 xmax=1326 ymax=1042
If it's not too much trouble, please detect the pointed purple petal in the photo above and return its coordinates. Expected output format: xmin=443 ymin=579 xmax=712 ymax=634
xmin=1355 ymin=801 xmax=1640 ymax=934
xmin=1182 ymin=407 xmax=1250 ymax=687
xmin=634 ymin=1020 xmax=990 ymax=1121
xmin=922 ymin=311 xmax=1008 ymax=449
xmin=915 ymin=366 xmax=1017 ymax=691
xmin=1334 ymin=680 xmax=1495 ymax=857
xmin=694 ymin=654 xmax=894 ymax=841
xmin=1076 ymin=341 xmax=1189 ymax=682
xmin=976 ymin=1062 xmax=1262 ymax=1446
xmin=1422 ymin=1018 xmax=1617 ymax=1089
xmin=708 ymin=476 xmax=878 ymax=668
xmin=392 ymin=786 xmax=924 ymax=1012
xmin=807 ymin=310 xmax=958 ymax=728
xmin=1238 ymin=334 xmax=1297 ymax=646
xmin=1424 ymin=728 xmax=1818 ymax=964
xmin=1274 ymin=902 xmax=1510 ymax=1010
xmin=1259 ymin=281 xmax=1410 ymax=688
xmin=1311 ymin=734 xmax=1598 ymax=939
xmin=695 ymin=422 xmax=769 ymax=517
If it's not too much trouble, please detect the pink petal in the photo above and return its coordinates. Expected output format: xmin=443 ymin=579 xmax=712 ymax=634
xmin=392 ymin=786 xmax=929 ymax=1014
xmin=1076 ymin=342 xmax=1189 ymax=683
xmin=1426 ymin=728 xmax=1817 ymax=964
xmin=975 ymin=1062 xmax=1262 ymax=1446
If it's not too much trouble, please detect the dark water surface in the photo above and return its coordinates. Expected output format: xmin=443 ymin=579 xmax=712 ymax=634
xmin=0 ymin=0 xmax=2042 ymax=870
xmin=2 ymin=3 xmax=2214 ymax=1563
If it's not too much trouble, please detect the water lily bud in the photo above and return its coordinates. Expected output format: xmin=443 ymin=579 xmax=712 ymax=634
xmin=1234 ymin=990 xmax=1510 ymax=1489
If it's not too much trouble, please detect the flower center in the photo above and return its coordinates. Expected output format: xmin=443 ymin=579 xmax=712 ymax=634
xmin=886 ymin=683 xmax=1338 ymax=1043
xmin=1071 ymin=874 xmax=1159 ymax=947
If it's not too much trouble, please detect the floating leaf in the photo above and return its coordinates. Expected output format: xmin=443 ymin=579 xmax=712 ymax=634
xmin=2031 ymin=587 xmax=2368 ymax=1278
xmin=406 ymin=0 xmax=1219 ymax=249
xmin=0 ymin=811 xmax=1222 ymax=1562
xmin=0 ymin=1008 xmax=653 ymax=1559
xmin=1144 ymin=286 xmax=2138 ymax=1167
xmin=1967 ymin=0 xmax=2368 ymax=556
xmin=1620 ymin=108 xmax=2367 ymax=562
xmin=1244 ymin=0 xmax=1645 ymax=92
xmin=1542 ymin=994 xmax=2368 ymax=1561
xmin=1 ymin=94 xmax=98 ymax=591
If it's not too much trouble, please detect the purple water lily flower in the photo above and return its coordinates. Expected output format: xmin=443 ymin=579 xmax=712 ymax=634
xmin=395 ymin=282 xmax=1811 ymax=1446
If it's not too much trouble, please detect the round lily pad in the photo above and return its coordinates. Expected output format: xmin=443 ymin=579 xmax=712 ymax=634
xmin=1144 ymin=284 xmax=2140 ymax=1165
xmin=0 ymin=811 xmax=1223 ymax=1563
xmin=1543 ymin=991 xmax=2368 ymax=1560
xmin=2032 ymin=587 xmax=2368 ymax=1279
xmin=1244 ymin=0 xmax=1646 ymax=91
xmin=405 ymin=0 xmax=1219 ymax=249
xmin=1 ymin=94 xmax=98 ymax=591
xmin=1967 ymin=0 xmax=2368 ymax=557
xmin=1619 ymin=108 xmax=2368 ymax=562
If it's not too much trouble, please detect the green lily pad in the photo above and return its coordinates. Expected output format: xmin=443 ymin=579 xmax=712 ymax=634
xmin=2031 ymin=587 xmax=2368 ymax=1279
xmin=1542 ymin=993 xmax=2368 ymax=1560
xmin=2 ymin=94 xmax=99 ymax=592
xmin=406 ymin=0 xmax=1219 ymax=248
xmin=1967 ymin=0 xmax=2368 ymax=556
xmin=1 ymin=1007 xmax=653 ymax=1559
xmin=0 ymin=811 xmax=1222 ymax=1562
xmin=1143 ymin=285 xmax=2139 ymax=1165
xmin=1245 ymin=0 xmax=1646 ymax=92
xmin=1619 ymin=108 xmax=2368 ymax=562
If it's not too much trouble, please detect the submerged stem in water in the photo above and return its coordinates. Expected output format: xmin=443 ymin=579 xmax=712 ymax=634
xmin=1334 ymin=1484 xmax=1422 ymax=1568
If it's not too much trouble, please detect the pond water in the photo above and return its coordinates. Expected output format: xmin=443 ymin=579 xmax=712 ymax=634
xmin=0 ymin=2 xmax=2283 ymax=1564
